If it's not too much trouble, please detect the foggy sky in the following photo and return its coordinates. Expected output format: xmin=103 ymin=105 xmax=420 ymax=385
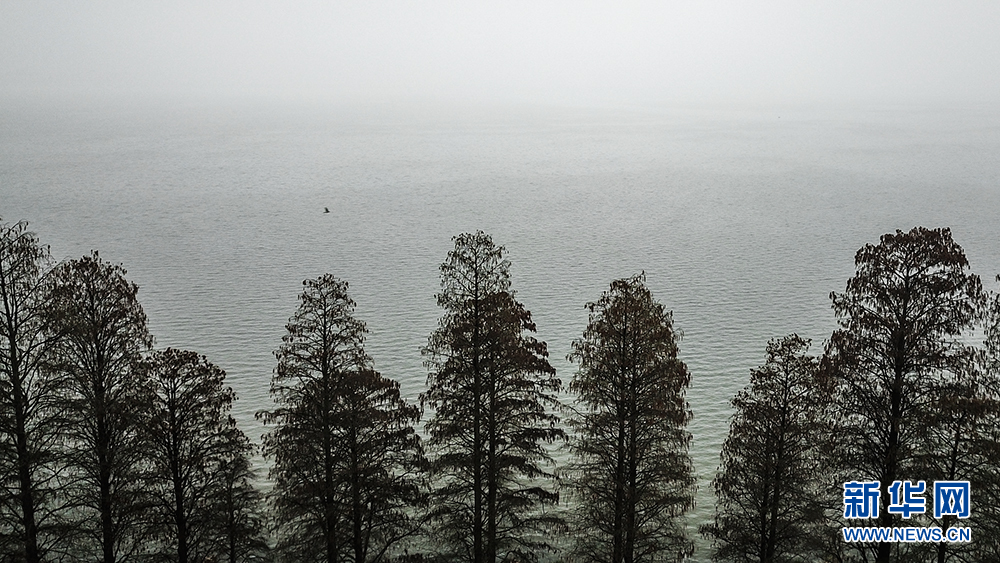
xmin=3 ymin=0 xmax=999 ymax=107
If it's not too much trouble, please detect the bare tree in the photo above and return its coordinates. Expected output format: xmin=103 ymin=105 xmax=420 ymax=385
xmin=822 ymin=227 xmax=985 ymax=563
xmin=46 ymin=252 xmax=154 ymax=563
xmin=566 ymin=274 xmax=695 ymax=563
xmin=421 ymin=231 xmax=564 ymax=563
xmin=260 ymin=274 xmax=424 ymax=563
xmin=205 ymin=438 xmax=268 ymax=563
xmin=911 ymin=277 xmax=1000 ymax=563
xmin=144 ymin=348 xmax=260 ymax=563
xmin=702 ymin=335 xmax=826 ymax=563
xmin=0 ymin=220 xmax=65 ymax=562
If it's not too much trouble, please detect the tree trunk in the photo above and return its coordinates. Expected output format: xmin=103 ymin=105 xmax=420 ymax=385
xmin=472 ymin=304 xmax=484 ymax=563
xmin=876 ymin=342 xmax=906 ymax=563
xmin=94 ymin=361 xmax=116 ymax=563
xmin=613 ymin=406 xmax=625 ymax=563
xmin=624 ymin=362 xmax=638 ymax=563
xmin=12 ymin=361 xmax=41 ymax=563
xmin=351 ymin=423 xmax=365 ymax=563
xmin=172 ymin=446 xmax=189 ymax=563
xmin=487 ymin=367 xmax=498 ymax=563
xmin=764 ymin=401 xmax=789 ymax=563
xmin=227 ymin=483 xmax=237 ymax=563
xmin=324 ymin=378 xmax=339 ymax=563
xmin=2 ymin=281 xmax=41 ymax=563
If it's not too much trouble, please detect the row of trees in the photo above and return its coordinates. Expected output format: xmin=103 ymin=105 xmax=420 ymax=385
xmin=0 ymin=221 xmax=266 ymax=563
xmin=704 ymin=227 xmax=1000 ymax=563
xmin=2 ymin=222 xmax=697 ymax=563
xmin=4 ymin=218 xmax=998 ymax=563
xmin=257 ymin=232 xmax=696 ymax=563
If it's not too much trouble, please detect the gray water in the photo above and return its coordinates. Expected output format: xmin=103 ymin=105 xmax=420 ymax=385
xmin=2 ymin=100 xmax=999 ymax=549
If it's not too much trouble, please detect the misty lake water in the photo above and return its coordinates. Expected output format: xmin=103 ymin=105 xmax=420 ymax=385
xmin=2 ymin=101 xmax=999 ymax=548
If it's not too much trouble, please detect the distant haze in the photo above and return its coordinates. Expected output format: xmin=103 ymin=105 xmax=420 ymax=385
xmin=3 ymin=0 xmax=1000 ymax=108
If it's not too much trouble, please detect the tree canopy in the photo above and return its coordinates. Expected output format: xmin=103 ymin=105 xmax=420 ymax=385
xmin=822 ymin=227 xmax=986 ymax=563
xmin=144 ymin=348 xmax=261 ymax=563
xmin=422 ymin=231 xmax=564 ymax=563
xmin=6 ymin=220 xmax=1000 ymax=563
xmin=0 ymin=220 xmax=63 ymax=563
xmin=45 ymin=251 xmax=154 ymax=563
xmin=703 ymin=335 xmax=826 ymax=563
xmin=261 ymin=274 xmax=424 ymax=563
xmin=566 ymin=273 xmax=695 ymax=563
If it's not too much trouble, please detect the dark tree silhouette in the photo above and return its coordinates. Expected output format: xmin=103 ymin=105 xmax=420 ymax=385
xmin=915 ymin=354 xmax=1000 ymax=563
xmin=566 ymin=274 xmax=694 ymax=563
xmin=46 ymin=252 xmax=154 ymax=563
xmin=0 ymin=220 xmax=65 ymax=563
xmin=822 ymin=227 xmax=985 ymax=563
xmin=421 ymin=231 xmax=563 ymax=563
xmin=144 ymin=348 xmax=258 ymax=563
xmin=260 ymin=274 xmax=424 ymax=563
xmin=964 ymin=281 xmax=1000 ymax=562
xmin=205 ymin=441 xmax=269 ymax=563
xmin=702 ymin=335 xmax=826 ymax=563
xmin=912 ymin=278 xmax=1000 ymax=563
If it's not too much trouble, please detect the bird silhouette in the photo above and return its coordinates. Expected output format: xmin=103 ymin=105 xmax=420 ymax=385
xmin=324 ymin=207 xmax=330 ymax=213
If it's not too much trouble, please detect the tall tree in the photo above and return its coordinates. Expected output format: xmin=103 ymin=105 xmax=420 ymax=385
xmin=913 ymin=278 xmax=1000 ymax=563
xmin=205 ymin=440 xmax=269 ymax=563
xmin=260 ymin=274 xmax=424 ymax=563
xmin=915 ymin=352 xmax=1000 ymax=563
xmin=566 ymin=274 xmax=695 ymax=563
xmin=143 ymin=348 xmax=257 ymax=563
xmin=702 ymin=335 xmax=826 ymax=563
xmin=822 ymin=227 xmax=985 ymax=563
xmin=963 ymin=280 xmax=1000 ymax=561
xmin=0 ymin=220 xmax=64 ymax=563
xmin=46 ymin=251 xmax=154 ymax=563
xmin=421 ymin=231 xmax=564 ymax=563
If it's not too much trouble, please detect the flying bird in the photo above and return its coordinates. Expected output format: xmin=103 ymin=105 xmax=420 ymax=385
xmin=324 ymin=207 xmax=330 ymax=213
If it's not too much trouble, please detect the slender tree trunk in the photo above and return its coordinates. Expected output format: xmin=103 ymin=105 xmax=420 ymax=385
xmin=937 ymin=423 xmax=963 ymax=563
xmin=936 ymin=518 xmax=950 ymax=563
xmin=11 ymin=363 xmax=42 ymax=563
xmin=611 ymin=369 xmax=626 ymax=563
xmin=325 ymin=488 xmax=338 ymax=563
xmin=472 ymin=302 xmax=484 ymax=563
xmin=758 ymin=485 xmax=769 ymax=563
xmin=15 ymin=394 xmax=41 ymax=563
xmin=624 ymin=362 xmax=638 ymax=563
xmin=227 ymin=483 xmax=237 ymax=563
xmin=613 ymin=404 xmax=625 ymax=563
xmin=174 ymin=472 xmax=188 ymax=563
xmin=758 ymin=457 xmax=772 ymax=563
xmin=351 ymin=423 xmax=365 ymax=563
xmin=323 ymin=376 xmax=339 ymax=563
xmin=487 ymin=368 xmax=497 ymax=563
xmin=98 ymin=413 xmax=115 ymax=563
xmin=765 ymin=417 xmax=787 ymax=563
xmin=764 ymin=395 xmax=791 ymax=563
xmin=2 ymin=276 xmax=42 ymax=563
xmin=613 ymin=323 xmax=627 ymax=563
xmin=15 ymin=404 xmax=41 ymax=563
xmin=91 ymin=358 xmax=117 ymax=563
xmin=625 ymin=433 xmax=637 ymax=563
xmin=876 ymin=347 xmax=905 ymax=563
xmin=172 ymin=444 xmax=189 ymax=563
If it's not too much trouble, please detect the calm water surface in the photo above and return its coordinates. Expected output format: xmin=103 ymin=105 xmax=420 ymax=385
xmin=2 ymin=100 xmax=999 ymax=550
